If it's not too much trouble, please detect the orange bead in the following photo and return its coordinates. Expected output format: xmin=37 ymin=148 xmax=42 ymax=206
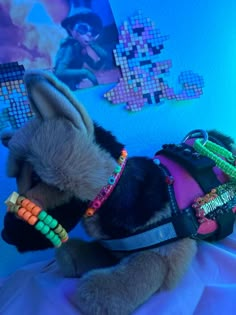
xmin=121 ymin=149 xmax=128 ymax=157
xmin=22 ymin=211 xmax=32 ymax=221
xmin=85 ymin=208 xmax=95 ymax=217
xmin=21 ymin=199 xmax=31 ymax=208
xmin=17 ymin=207 xmax=27 ymax=217
xmin=31 ymin=206 xmax=42 ymax=216
xmin=26 ymin=202 xmax=36 ymax=211
xmin=28 ymin=216 xmax=38 ymax=226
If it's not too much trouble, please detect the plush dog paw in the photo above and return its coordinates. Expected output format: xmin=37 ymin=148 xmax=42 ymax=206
xmin=71 ymin=270 xmax=134 ymax=315
xmin=56 ymin=239 xmax=117 ymax=278
xmin=56 ymin=239 xmax=81 ymax=277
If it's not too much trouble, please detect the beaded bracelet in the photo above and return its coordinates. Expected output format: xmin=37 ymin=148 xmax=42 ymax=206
xmin=5 ymin=192 xmax=68 ymax=248
xmin=194 ymin=139 xmax=236 ymax=179
xmin=85 ymin=148 xmax=128 ymax=217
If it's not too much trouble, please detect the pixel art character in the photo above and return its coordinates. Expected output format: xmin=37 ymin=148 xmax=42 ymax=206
xmin=54 ymin=7 xmax=108 ymax=90
xmin=104 ymin=12 xmax=204 ymax=111
xmin=0 ymin=62 xmax=34 ymax=134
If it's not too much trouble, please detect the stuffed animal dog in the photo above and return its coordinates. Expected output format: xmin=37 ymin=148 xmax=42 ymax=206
xmin=1 ymin=70 xmax=236 ymax=315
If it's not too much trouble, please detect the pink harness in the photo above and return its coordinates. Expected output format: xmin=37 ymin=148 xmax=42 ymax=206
xmin=155 ymin=138 xmax=230 ymax=235
xmin=157 ymin=155 xmax=228 ymax=210
xmin=100 ymin=133 xmax=236 ymax=252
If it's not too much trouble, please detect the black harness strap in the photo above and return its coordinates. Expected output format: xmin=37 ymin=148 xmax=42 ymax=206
xmin=157 ymin=143 xmax=221 ymax=193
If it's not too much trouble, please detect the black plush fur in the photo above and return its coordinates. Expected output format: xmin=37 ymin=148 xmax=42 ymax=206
xmin=99 ymin=157 xmax=169 ymax=237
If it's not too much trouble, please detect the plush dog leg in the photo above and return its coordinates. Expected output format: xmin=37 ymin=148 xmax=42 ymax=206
xmin=56 ymin=239 xmax=118 ymax=277
xmin=160 ymin=238 xmax=197 ymax=290
xmin=71 ymin=250 xmax=167 ymax=315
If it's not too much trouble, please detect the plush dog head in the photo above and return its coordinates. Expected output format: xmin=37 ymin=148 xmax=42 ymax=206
xmin=1 ymin=70 xmax=124 ymax=252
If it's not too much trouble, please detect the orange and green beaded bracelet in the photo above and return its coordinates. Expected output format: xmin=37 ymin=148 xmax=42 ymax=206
xmin=5 ymin=192 xmax=69 ymax=248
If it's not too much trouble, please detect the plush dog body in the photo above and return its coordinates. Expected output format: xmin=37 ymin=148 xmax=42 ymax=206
xmin=1 ymin=70 xmax=236 ymax=315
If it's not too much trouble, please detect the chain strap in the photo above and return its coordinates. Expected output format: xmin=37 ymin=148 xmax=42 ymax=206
xmin=193 ymin=139 xmax=236 ymax=179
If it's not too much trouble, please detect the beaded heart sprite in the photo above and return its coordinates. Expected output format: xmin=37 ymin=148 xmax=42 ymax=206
xmin=5 ymin=192 xmax=68 ymax=247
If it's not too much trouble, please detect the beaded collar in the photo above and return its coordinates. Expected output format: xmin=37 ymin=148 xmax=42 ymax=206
xmin=84 ymin=149 xmax=128 ymax=217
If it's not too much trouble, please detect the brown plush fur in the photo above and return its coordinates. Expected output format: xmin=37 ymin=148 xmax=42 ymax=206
xmin=71 ymin=251 xmax=168 ymax=315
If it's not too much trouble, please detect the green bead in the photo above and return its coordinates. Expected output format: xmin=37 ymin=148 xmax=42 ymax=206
xmin=51 ymin=234 xmax=59 ymax=242
xmin=114 ymin=165 xmax=121 ymax=173
xmin=54 ymin=224 xmax=63 ymax=233
xmin=38 ymin=210 xmax=47 ymax=220
xmin=46 ymin=230 xmax=55 ymax=240
xmin=53 ymin=240 xmax=62 ymax=247
xmin=49 ymin=219 xmax=58 ymax=229
xmin=51 ymin=235 xmax=61 ymax=247
xmin=59 ymin=230 xmax=67 ymax=238
xmin=35 ymin=221 xmax=44 ymax=231
xmin=44 ymin=215 xmax=53 ymax=225
xmin=41 ymin=225 xmax=50 ymax=234
xmin=118 ymin=157 xmax=124 ymax=164
xmin=53 ymin=236 xmax=61 ymax=244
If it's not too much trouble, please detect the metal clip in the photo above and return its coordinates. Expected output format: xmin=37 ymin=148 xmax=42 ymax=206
xmin=182 ymin=129 xmax=209 ymax=146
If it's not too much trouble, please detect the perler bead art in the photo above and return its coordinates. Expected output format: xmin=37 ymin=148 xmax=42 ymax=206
xmin=104 ymin=12 xmax=204 ymax=111
xmin=0 ymin=62 xmax=34 ymax=133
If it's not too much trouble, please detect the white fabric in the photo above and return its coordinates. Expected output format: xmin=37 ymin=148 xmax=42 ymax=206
xmin=0 ymin=226 xmax=236 ymax=315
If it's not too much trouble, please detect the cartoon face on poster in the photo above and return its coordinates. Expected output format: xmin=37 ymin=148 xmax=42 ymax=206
xmin=0 ymin=0 xmax=120 ymax=90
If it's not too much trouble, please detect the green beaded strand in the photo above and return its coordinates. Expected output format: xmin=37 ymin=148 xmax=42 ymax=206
xmin=34 ymin=219 xmax=63 ymax=246
xmin=194 ymin=139 xmax=236 ymax=179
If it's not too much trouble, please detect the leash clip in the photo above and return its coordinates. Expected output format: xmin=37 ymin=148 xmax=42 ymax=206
xmin=182 ymin=129 xmax=208 ymax=146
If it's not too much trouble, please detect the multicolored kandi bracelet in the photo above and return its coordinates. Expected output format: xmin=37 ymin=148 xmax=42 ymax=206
xmin=84 ymin=148 xmax=128 ymax=217
xmin=5 ymin=192 xmax=68 ymax=247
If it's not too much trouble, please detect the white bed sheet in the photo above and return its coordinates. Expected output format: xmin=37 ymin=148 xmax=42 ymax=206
xmin=0 ymin=226 xmax=236 ymax=315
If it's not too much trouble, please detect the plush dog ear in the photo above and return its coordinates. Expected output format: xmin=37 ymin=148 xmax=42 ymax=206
xmin=23 ymin=70 xmax=94 ymax=136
